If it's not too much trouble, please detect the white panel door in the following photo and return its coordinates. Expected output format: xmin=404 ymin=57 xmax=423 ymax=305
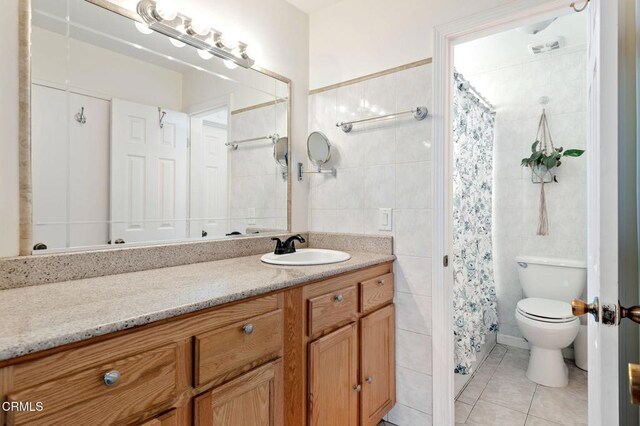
xmin=68 ymin=93 xmax=110 ymax=248
xmin=189 ymin=119 xmax=229 ymax=238
xmin=31 ymin=84 xmax=68 ymax=250
xmin=111 ymin=99 xmax=188 ymax=244
xmin=586 ymin=0 xmax=619 ymax=423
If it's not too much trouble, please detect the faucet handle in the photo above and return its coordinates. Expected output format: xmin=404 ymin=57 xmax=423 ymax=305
xmin=271 ymin=238 xmax=285 ymax=255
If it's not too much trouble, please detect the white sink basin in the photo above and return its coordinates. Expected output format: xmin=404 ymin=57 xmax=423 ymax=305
xmin=261 ymin=248 xmax=351 ymax=266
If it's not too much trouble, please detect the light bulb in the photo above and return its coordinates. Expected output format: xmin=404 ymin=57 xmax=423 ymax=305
xmin=220 ymin=34 xmax=239 ymax=50
xmin=135 ymin=21 xmax=153 ymax=35
xmin=170 ymin=38 xmax=185 ymax=48
xmin=155 ymin=0 xmax=178 ymax=21
xmin=198 ymin=49 xmax=213 ymax=60
xmin=189 ymin=19 xmax=210 ymax=36
xmin=224 ymin=59 xmax=238 ymax=70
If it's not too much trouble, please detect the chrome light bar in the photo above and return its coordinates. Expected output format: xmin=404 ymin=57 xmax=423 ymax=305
xmin=136 ymin=0 xmax=255 ymax=68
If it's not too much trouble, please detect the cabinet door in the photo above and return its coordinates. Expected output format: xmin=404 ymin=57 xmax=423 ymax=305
xmin=308 ymin=323 xmax=358 ymax=426
xmin=139 ymin=409 xmax=178 ymax=426
xmin=360 ymin=304 xmax=395 ymax=426
xmin=194 ymin=360 xmax=282 ymax=426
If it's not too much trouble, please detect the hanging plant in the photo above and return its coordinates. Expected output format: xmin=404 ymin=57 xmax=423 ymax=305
xmin=519 ymin=109 xmax=585 ymax=235
xmin=520 ymin=141 xmax=584 ymax=183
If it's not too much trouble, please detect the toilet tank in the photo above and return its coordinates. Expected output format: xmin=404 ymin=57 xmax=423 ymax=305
xmin=515 ymin=255 xmax=587 ymax=302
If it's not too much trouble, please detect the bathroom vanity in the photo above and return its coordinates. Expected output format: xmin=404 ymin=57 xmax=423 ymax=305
xmin=0 ymin=252 xmax=395 ymax=426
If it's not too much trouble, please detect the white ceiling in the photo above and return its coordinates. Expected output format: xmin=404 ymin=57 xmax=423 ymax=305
xmin=284 ymin=0 xmax=342 ymax=15
xmin=455 ymin=11 xmax=587 ymax=76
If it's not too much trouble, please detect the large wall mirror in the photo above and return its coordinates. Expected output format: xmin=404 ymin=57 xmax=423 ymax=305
xmin=27 ymin=0 xmax=290 ymax=253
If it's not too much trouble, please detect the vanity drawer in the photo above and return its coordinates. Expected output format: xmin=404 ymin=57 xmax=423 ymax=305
xmin=6 ymin=343 xmax=180 ymax=426
xmin=195 ymin=309 xmax=283 ymax=387
xmin=308 ymin=285 xmax=358 ymax=336
xmin=360 ymin=273 xmax=394 ymax=313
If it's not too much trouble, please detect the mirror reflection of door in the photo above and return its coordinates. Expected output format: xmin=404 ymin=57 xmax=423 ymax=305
xmin=189 ymin=107 xmax=229 ymax=239
xmin=110 ymin=98 xmax=188 ymax=244
xmin=32 ymin=84 xmax=110 ymax=250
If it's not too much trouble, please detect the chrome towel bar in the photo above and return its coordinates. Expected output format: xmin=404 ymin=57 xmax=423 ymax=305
xmin=225 ymin=134 xmax=278 ymax=150
xmin=336 ymin=106 xmax=428 ymax=133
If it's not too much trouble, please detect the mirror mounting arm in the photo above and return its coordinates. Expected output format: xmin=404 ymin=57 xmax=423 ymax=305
xmin=297 ymin=163 xmax=337 ymax=181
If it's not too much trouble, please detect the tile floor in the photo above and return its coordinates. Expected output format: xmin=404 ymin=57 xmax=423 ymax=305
xmin=455 ymin=344 xmax=588 ymax=426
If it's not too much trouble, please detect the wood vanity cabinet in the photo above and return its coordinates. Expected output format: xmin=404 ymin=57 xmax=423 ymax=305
xmin=194 ymin=359 xmax=283 ymax=425
xmin=0 ymin=261 xmax=394 ymax=426
xmin=287 ymin=261 xmax=396 ymax=426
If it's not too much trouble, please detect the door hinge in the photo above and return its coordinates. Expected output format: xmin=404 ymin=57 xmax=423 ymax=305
xmin=443 ymin=255 xmax=449 ymax=267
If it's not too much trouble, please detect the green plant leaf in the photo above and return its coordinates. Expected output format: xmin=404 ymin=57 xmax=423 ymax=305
xmin=531 ymin=141 xmax=539 ymax=153
xmin=543 ymin=156 xmax=557 ymax=169
xmin=563 ymin=149 xmax=585 ymax=157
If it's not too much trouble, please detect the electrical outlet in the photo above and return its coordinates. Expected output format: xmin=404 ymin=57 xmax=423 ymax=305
xmin=248 ymin=208 xmax=256 ymax=225
xmin=378 ymin=208 xmax=392 ymax=231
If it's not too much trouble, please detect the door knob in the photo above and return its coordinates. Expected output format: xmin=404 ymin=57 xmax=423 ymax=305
xmin=629 ymin=364 xmax=640 ymax=404
xmin=620 ymin=304 xmax=640 ymax=324
xmin=571 ymin=297 xmax=600 ymax=321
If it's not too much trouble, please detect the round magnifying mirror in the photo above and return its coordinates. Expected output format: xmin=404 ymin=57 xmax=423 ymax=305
xmin=273 ymin=137 xmax=288 ymax=167
xmin=307 ymin=131 xmax=331 ymax=167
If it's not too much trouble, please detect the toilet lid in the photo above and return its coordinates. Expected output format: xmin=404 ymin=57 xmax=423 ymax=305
xmin=517 ymin=298 xmax=576 ymax=322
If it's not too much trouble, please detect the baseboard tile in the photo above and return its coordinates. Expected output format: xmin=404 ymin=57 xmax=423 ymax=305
xmin=497 ymin=333 xmax=529 ymax=350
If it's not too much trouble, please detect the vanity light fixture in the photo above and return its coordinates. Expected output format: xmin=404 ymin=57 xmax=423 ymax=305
xmin=136 ymin=0 xmax=256 ymax=68
xmin=134 ymin=21 xmax=154 ymax=34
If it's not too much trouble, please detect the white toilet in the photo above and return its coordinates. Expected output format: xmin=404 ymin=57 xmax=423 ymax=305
xmin=514 ymin=255 xmax=586 ymax=387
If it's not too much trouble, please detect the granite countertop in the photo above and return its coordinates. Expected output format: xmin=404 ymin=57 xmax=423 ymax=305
xmin=0 ymin=251 xmax=395 ymax=362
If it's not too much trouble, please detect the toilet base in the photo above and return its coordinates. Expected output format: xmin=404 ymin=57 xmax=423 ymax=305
xmin=526 ymin=346 xmax=568 ymax=387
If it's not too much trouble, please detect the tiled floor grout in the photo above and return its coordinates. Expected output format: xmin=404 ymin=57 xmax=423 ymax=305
xmin=455 ymin=344 xmax=588 ymax=425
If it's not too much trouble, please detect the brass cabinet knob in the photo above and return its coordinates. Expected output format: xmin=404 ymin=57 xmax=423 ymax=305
xmin=334 ymin=294 xmax=343 ymax=303
xmin=365 ymin=376 xmax=373 ymax=384
xmin=377 ymin=279 xmax=385 ymax=286
xmin=353 ymin=384 xmax=361 ymax=392
xmin=242 ymin=323 xmax=254 ymax=335
xmin=629 ymin=364 xmax=640 ymax=404
xmin=103 ymin=370 xmax=121 ymax=387
xmin=571 ymin=297 xmax=599 ymax=321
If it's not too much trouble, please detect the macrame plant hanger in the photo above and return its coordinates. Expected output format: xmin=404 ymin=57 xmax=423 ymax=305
xmin=534 ymin=109 xmax=554 ymax=236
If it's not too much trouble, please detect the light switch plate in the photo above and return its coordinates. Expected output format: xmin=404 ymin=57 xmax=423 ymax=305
xmin=248 ymin=208 xmax=256 ymax=225
xmin=378 ymin=208 xmax=393 ymax=231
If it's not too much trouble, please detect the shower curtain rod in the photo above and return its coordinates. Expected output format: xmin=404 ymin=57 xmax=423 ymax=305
xmin=454 ymin=72 xmax=495 ymax=112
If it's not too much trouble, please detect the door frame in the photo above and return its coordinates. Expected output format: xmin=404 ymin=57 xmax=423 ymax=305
xmin=431 ymin=1 xmax=598 ymax=424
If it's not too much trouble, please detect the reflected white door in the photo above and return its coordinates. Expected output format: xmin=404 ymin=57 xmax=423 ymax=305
xmin=32 ymin=85 xmax=110 ymax=250
xmin=189 ymin=118 xmax=229 ymax=238
xmin=110 ymin=99 xmax=188 ymax=243
xmin=69 ymin=92 xmax=110 ymax=248
xmin=586 ymin=0 xmax=619 ymax=422
xmin=32 ymin=84 xmax=68 ymax=249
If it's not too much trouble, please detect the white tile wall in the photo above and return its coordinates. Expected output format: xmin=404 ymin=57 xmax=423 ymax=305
xmin=308 ymin=63 xmax=433 ymax=423
xmin=464 ymin=46 xmax=588 ymax=339
xmin=228 ymin=103 xmax=288 ymax=233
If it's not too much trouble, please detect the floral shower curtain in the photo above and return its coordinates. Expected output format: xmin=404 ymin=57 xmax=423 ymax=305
xmin=452 ymin=72 xmax=498 ymax=374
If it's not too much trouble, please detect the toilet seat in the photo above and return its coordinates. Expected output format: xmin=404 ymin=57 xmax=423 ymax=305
xmin=516 ymin=298 xmax=577 ymax=324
